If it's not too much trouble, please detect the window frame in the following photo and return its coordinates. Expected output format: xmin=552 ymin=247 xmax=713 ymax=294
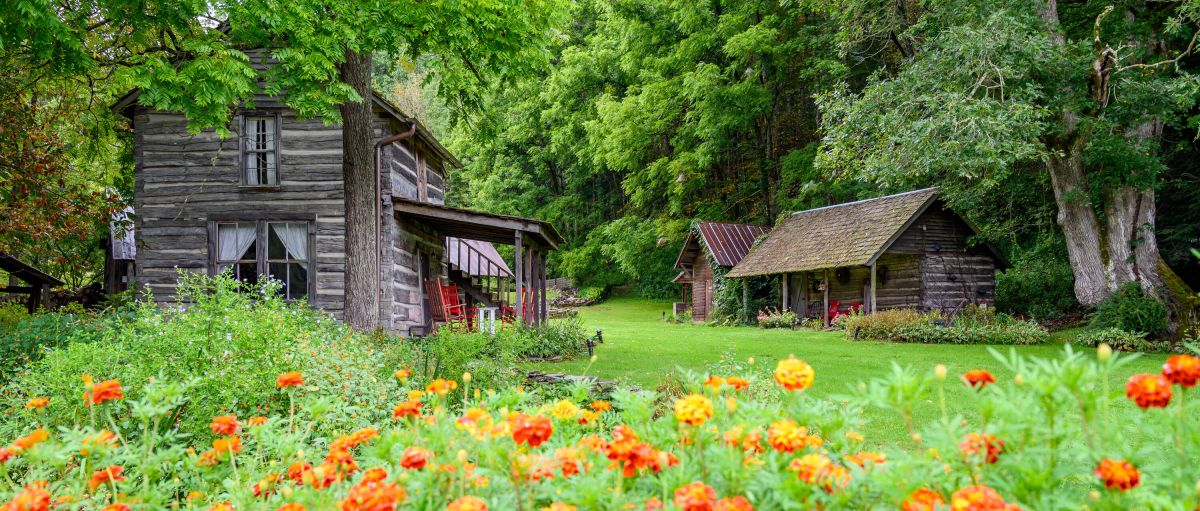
xmin=207 ymin=215 xmax=316 ymax=304
xmin=237 ymin=110 xmax=283 ymax=189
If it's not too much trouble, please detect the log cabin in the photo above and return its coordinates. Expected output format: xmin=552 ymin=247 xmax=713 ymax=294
xmin=673 ymin=222 xmax=770 ymax=322
xmin=111 ymin=54 xmax=560 ymax=335
xmin=727 ymin=188 xmax=1008 ymax=326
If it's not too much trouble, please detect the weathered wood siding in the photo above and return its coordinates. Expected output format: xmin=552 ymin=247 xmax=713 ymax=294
xmin=883 ymin=206 xmax=996 ymax=312
xmin=691 ymin=254 xmax=713 ymax=322
xmin=873 ymin=253 xmax=921 ymax=310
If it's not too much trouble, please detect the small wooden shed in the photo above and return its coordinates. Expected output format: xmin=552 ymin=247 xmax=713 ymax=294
xmin=727 ymin=189 xmax=1008 ymax=325
xmin=0 ymin=254 xmax=64 ymax=312
xmin=674 ymin=222 xmax=770 ymax=321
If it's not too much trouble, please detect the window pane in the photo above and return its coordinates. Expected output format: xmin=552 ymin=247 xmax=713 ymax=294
xmin=243 ymin=116 xmax=277 ymax=185
xmin=235 ymin=263 xmax=258 ymax=285
xmin=268 ymin=228 xmax=287 ymax=259
xmin=217 ymin=223 xmax=256 ymax=262
xmin=268 ymin=222 xmax=308 ymax=261
xmin=287 ymin=263 xmax=308 ymax=301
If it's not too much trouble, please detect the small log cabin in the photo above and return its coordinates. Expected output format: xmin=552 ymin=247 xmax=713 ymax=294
xmin=673 ymin=222 xmax=770 ymax=322
xmin=112 ymin=51 xmax=560 ymax=335
xmin=727 ymin=188 xmax=1008 ymax=325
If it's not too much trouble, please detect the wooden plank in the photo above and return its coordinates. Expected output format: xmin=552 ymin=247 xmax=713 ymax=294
xmin=822 ymin=269 xmax=830 ymax=327
xmin=514 ymin=230 xmax=524 ymax=323
xmin=870 ymin=263 xmax=878 ymax=313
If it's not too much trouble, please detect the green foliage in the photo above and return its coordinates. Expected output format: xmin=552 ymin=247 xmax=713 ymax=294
xmin=510 ymin=317 xmax=591 ymax=360
xmin=1090 ymin=283 xmax=1170 ymax=337
xmin=839 ymin=309 xmax=926 ymax=342
xmin=4 ymin=273 xmax=410 ymax=439
xmin=0 ymin=302 xmax=28 ymax=329
xmin=0 ymin=306 xmax=107 ymax=384
xmin=755 ymin=307 xmax=796 ymax=329
xmin=412 ymin=327 xmax=523 ymax=393
xmin=995 ymin=239 xmax=1080 ymax=320
xmin=845 ymin=308 xmax=1048 ymax=345
xmin=559 ymin=217 xmax=684 ymax=298
xmin=1074 ymin=327 xmax=1154 ymax=353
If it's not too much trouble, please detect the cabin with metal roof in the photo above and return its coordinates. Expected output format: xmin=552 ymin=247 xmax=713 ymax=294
xmin=673 ymin=221 xmax=770 ymax=322
xmin=727 ymin=189 xmax=1008 ymax=326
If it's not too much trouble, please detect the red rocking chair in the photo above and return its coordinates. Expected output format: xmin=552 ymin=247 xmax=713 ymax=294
xmin=424 ymin=279 xmax=473 ymax=331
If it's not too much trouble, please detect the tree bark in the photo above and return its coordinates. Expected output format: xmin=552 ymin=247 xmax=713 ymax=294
xmin=1045 ymin=137 xmax=1111 ymax=306
xmin=339 ymin=50 xmax=379 ymax=330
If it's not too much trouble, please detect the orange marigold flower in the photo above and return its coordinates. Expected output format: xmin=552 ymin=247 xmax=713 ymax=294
xmin=958 ymin=433 xmax=1004 ymax=464
xmin=704 ymin=375 xmax=726 ymax=391
xmin=88 ymin=465 xmax=125 ymax=490
xmin=845 ymin=451 xmax=887 ymax=468
xmin=212 ymin=436 xmax=242 ymax=455
xmin=80 ymin=429 xmax=117 ymax=457
xmin=725 ymin=377 xmax=750 ymax=391
xmin=901 ymin=488 xmax=946 ymax=511
xmin=949 ymin=485 xmax=1019 ymax=511
xmin=714 ymin=496 xmax=754 ymax=511
xmin=446 ymin=495 xmax=488 ymax=511
xmin=340 ymin=476 xmax=406 ymax=511
xmin=963 ymin=370 xmax=996 ymax=389
xmin=767 ymin=420 xmax=813 ymax=453
xmin=248 ymin=416 xmax=268 ymax=426
xmin=393 ymin=400 xmax=422 ymax=420
xmin=1095 ymin=458 xmax=1140 ymax=491
xmin=11 ymin=428 xmax=49 ymax=453
xmin=208 ymin=502 xmax=235 ymax=511
xmin=5 ymin=481 xmax=52 ymax=511
xmin=590 ymin=401 xmax=612 ymax=412
xmin=287 ymin=461 xmax=313 ymax=485
xmin=211 ymin=415 xmax=240 ymax=436
xmin=1125 ymin=373 xmax=1173 ymax=409
xmin=817 ymin=463 xmax=851 ymax=493
xmin=362 ymin=467 xmax=388 ymax=483
xmin=511 ymin=413 xmax=553 ymax=447
xmin=673 ymin=394 xmax=714 ymax=426
xmin=541 ymin=504 xmax=576 ymax=511
xmin=277 ymin=504 xmax=307 ymax=511
xmin=774 ymin=356 xmax=814 ymax=391
xmin=673 ymin=482 xmax=717 ymax=511
xmin=578 ymin=410 xmax=600 ymax=425
xmin=393 ymin=369 xmax=413 ymax=381
xmin=101 ymin=504 xmax=131 ymax=511
xmin=253 ymin=473 xmax=282 ymax=498
xmin=644 ymin=497 xmax=664 ymax=511
xmin=400 ymin=446 xmax=432 ymax=470
xmin=789 ymin=453 xmax=832 ymax=484
xmin=1163 ymin=355 xmax=1200 ymax=388
xmin=426 ymin=379 xmax=458 ymax=396
xmin=24 ymin=398 xmax=48 ymax=410
xmin=276 ymin=371 xmax=304 ymax=389
xmin=83 ymin=376 xmax=124 ymax=405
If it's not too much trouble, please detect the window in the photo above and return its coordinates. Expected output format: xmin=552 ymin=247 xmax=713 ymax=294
xmin=241 ymin=113 xmax=279 ymax=186
xmin=213 ymin=220 xmax=311 ymax=302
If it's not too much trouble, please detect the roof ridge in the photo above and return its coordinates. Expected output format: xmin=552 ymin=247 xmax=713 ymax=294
xmin=697 ymin=220 xmax=768 ymax=228
xmin=789 ymin=188 xmax=937 ymax=217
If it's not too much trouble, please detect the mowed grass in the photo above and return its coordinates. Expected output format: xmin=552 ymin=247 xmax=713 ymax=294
xmin=527 ymin=297 xmax=1171 ymax=447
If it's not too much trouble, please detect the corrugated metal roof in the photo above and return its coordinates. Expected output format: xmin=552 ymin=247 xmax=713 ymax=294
xmin=447 ymin=237 xmax=513 ymax=277
xmin=727 ymin=189 xmax=939 ymax=278
xmin=697 ymin=222 xmax=771 ymax=267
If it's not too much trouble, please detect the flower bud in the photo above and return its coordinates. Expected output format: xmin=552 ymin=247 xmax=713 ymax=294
xmin=1014 ymin=374 xmax=1025 ymax=386
xmin=747 ymin=357 xmax=755 ymax=365
xmin=1098 ymin=343 xmax=1113 ymax=362
xmin=1089 ymin=490 xmax=1101 ymax=502
xmin=911 ymin=433 xmax=922 ymax=444
xmin=462 ymin=372 xmax=472 ymax=384
xmin=457 ymin=449 xmax=468 ymax=464
xmin=934 ymin=364 xmax=947 ymax=381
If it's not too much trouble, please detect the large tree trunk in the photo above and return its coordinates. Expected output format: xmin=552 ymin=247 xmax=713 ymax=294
xmin=339 ymin=50 xmax=379 ymax=330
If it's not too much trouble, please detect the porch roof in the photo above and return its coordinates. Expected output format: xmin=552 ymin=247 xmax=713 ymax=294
xmin=392 ymin=197 xmax=563 ymax=249
xmin=0 ymin=254 xmax=64 ymax=287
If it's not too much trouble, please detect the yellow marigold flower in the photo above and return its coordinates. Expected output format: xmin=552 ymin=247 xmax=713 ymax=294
xmin=774 ymin=356 xmax=814 ymax=391
xmin=24 ymin=397 xmax=49 ymax=410
xmin=844 ymin=430 xmax=864 ymax=443
xmin=541 ymin=503 xmax=576 ymax=511
xmin=767 ymin=420 xmax=812 ymax=453
xmin=427 ymin=379 xmax=458 ymax=396
xmin=551 ymin=400 xmax=581 ymax=420
xmin=446 ymin=495 xmax=488 ymax=511
xmin=673 ymin=394 xmax=714 ymax=426
xmin=407 ymin=390 xmax=425 ymax=400
xmin=394 ymin=369 xmax=413 ymax=381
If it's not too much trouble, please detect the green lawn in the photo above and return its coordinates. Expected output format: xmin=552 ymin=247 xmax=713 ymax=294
xmin=528 ymin=297 xmax=1170 ymax=447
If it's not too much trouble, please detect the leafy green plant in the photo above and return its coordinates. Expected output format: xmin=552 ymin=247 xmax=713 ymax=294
xmin=0 ymin=306 xmax=107 ymax=384
xmin=756 ymin=307 xmax=797 ymax=329
xmin=1091 ymin=283 xmax=1169 ymax=337
xmin=994 ymin=246 xmax=1080 ymax=320
xmin=1074 ymin=328 xmax=1153 ymax=353
xmin=840 ymin=309 xmax=925 ymax=341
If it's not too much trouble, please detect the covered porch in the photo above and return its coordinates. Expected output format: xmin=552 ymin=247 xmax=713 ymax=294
xmin=1 ymin=254 xmax=64 ymax=313
xmin=392 ymin=198 xmax=563 ymax=330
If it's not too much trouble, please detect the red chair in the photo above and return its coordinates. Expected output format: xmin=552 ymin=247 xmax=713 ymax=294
xmin=425 ymin=279 xmax=473 ymax=331
xmin=828 ymin=300 xmax=846 ymax=322
xmin=849 ymin=301 xmax=863 ymax=314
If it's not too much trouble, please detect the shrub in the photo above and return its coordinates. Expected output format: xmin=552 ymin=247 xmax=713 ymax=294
xmin=413 ymin=326 xmax=524 ymax=393
xmin=1073 ymin=327 xmax=1153 ymax=352
xmin=756 ymin=307 xmax=797 ymax=329
xmin=0 ymin=305 xmax=107 ymax=384
xmin=3 ymin=273 xmax=411 ymax=439
xmin=994 ymin=242 xmax=1080 ymax=320
xmin=1091 ymin=283 xmax=1169 ymax=337
xmin=512 ymin=317 xmax=590 ymax=360
xmin=840 ymin=309 xmax=925 ymax=341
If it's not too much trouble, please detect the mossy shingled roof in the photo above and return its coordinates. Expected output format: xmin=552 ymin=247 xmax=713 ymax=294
xmin=726 ymin=188 xmax=939 ymax=278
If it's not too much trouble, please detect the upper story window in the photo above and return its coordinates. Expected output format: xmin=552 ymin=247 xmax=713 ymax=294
xmin=240 ymin=113 xmax=280 ymax=186
xmin=213 ymin=220 xmax=312 ymax=302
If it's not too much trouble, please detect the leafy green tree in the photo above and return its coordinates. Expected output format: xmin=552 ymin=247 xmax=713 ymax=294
xmin=816 ymin=0 xmax=1200 ymax=310
xmin=4 ymin=0 xmax=566 ymax=327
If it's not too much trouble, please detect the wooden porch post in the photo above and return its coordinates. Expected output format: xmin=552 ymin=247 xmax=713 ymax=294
xmin=822 ymin=269 xmax=830 ymax=327
xmin=798 ymin=273 xmax=808 ymax=318
xmin=524 ymin=244 xmax=534 ymax=326
xmin=869 ymin=263 xmax=878 ymax=314
xmin=539 ymin=251 xmax=548 ymax=325
xmin=530 ymin=247 xmax=540 ymax=326
xmin=514 ymin=231 xmax=524 ymax=323
xmin=782 ymin=274 xmax=789 ymax=311
xmin=741 ymin=279 xmax=750 ymax=323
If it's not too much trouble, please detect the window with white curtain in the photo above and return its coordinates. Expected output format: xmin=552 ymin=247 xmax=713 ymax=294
xmin=212 ymin=220 xmax=312 ymax=302
xmin=241 ymin=114 xmax=279 ymax=186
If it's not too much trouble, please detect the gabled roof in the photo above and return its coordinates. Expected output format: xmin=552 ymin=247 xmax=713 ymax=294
xmin=728 ymin=188 xmax=1004 ymax=278
xmin=674 ymin=221 xmax=770 ymax=269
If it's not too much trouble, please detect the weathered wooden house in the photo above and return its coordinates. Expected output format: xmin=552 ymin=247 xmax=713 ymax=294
xmin=112 ymin=64 xmax=560 ymax=335
xmin=727 ymin=188 xmax=1008 ymax=325
xmin=673 ymin=222 xmax=770 ymax=322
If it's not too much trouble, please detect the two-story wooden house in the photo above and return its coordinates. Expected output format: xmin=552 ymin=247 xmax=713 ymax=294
xmin=112 ymin=80 xmax=559 ymax=335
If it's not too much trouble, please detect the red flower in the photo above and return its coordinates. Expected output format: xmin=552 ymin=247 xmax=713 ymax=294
xmin=511 ymin=413 xmax=553 ymax=447
xmin=83 ymin=376 xmax=124 ymax=405
xmin=901 ymin=488 xmax=945 ymax=511
xmin=277 ymin=372 xmax=304 ymax=389
xmin=340 ymin=475 xmax=406 ymax=511
xmin=400 ymin=446 xmax=431 ymax=470
xmin=959 ymin=433 xmax=1004 ymax=464
xmin=1125 ymin=373 xmax=1173 ymax=409
xmin=1163 ymin=355 xmax=1200 ymax=387
xmin=949 ymin=485 xmax=1020 ymax=510
xmin=392 ymin=400 xmax=422 ymax=420
xmin=1095 ymin=458 xmax=1140 ymax=491
xmin=673 ymin=482 xmax=717 ymax=511
xmin=4 ymin=481 xmax=52 ymax=511
xmin=963 ymin=370 xmax=996 ymax=389
xmin=277 ymin=504 xmax=306 ymax=511
xmin=714 ymin=496 xmax=754 ymax=511
xmin=89 ymin=465 xmax=125 ymax=490
xmin=286 ymin=461 xmax=313 ymax=485
xmin=211 ymin=415 xmax=240 ymax=436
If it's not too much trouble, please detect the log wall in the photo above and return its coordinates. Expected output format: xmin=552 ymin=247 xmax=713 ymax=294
xmin=883 ymin=207 xmax=997 ymax=312
xmin=690 ymin=253 xmax=713 ymax=322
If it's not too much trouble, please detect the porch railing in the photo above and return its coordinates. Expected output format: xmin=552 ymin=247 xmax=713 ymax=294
xmin=445 ymin=238 xmax=514 ymax=309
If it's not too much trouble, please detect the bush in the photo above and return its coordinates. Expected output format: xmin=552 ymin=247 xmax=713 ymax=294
xmin=0 ymin=304 xmax=107 ymax=384
xmin=1073 ymin=327 xmax=1153 ymax=352
xmin=512 ymin=317 xmax=591 ymax=360
xmin=994 ymin=241 xmax=1080 ymax=320
xmin=3 ymin=273 xmax=411 ymax=439
xmin=756 ymin=307 xmax=797 ymax=329
xmin=840 ymin=309 xmax=925 ymax=341
xmin=1091 ymin=283 xmax=1169 ymax=337
xmin=895 ymin=320 xmax=1048 ymax=345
